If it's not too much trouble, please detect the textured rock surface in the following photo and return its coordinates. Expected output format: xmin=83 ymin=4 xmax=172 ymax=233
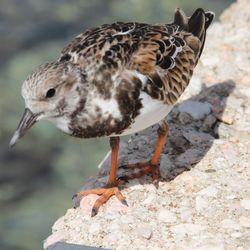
xmin=44 ymin=1 xmax=250 ymax=249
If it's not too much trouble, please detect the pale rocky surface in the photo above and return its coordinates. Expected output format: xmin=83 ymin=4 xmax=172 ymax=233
xmin=44 ymin=1 xmax=250 ymax=249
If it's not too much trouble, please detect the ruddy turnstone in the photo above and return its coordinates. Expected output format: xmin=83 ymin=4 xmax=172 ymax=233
xmin=10 ymin=8 xmax=214 ymax=216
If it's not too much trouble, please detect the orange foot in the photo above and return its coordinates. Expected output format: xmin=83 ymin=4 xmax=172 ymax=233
xmin=73 ymin=184 xmax=128 ymax=217
xmin=119 ymin=161 xmax=160 ymax=187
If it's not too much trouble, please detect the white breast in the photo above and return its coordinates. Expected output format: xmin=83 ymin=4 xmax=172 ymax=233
xmin=118 ymin=91 xmax=173 ymax=136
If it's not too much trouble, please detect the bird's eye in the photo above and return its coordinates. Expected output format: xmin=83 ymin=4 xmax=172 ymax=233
xmin=46 ymin=88 xmax=56 ymax=98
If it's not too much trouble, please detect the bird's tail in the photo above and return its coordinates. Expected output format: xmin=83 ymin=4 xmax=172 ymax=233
xmin=174 ymin=8 xmax=215 ymax=57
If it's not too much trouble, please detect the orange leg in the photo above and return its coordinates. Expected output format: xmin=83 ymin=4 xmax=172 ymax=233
xmin=119 ymin=121 xmax=169 ymax=187
xmin=73 ymin=137 xmax=127 ymax=217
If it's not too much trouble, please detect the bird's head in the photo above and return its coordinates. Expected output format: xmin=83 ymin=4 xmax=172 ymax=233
xmin=10 ymin=61 xmax=85 ymax=147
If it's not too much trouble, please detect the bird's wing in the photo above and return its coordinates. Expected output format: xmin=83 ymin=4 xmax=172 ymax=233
xmin=129 ymin=23 xmax=202 ymax=105
xmin=129 ymin=8 xmax=214 ymax=105
xmin=58 ymin=22 xmax=147 ymax=73
xmin=58 ymin=9 xmax=212 ymax=106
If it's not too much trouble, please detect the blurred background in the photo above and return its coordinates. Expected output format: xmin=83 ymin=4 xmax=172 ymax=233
xmin=0 ymin=0 xmax=234 ymax=249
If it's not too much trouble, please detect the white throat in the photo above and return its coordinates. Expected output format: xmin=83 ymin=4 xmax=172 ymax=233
xmin=47 ymin=116 xmax=71 ymax=134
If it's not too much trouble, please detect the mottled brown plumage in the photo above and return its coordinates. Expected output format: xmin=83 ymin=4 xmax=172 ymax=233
xmin=44 ymin=8 xmax=213 ymax=138
xmin=59 ymin=8 xmax=211 ymax=104
xmin=10 ymin=8 xmax=214 ymax=216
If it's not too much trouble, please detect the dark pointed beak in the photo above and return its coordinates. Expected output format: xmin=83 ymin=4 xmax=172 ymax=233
xmin=9 ymin=108 xmax=40 ymax=148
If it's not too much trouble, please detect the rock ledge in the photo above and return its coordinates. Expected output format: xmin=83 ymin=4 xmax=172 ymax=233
xmin=44 ymin=1 xmax=250 ymax=249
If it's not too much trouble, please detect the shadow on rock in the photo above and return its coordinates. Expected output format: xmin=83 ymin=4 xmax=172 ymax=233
xmin=158 ymin=80 xmax=236 ymax=181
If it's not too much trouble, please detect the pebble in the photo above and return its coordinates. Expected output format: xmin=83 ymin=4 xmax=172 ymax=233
xmin=215 ymin=113 xmax=234 ymax=125
xmin=198 ymin=186 xmax=218 ymax=197
xmin=240 ymin=198 xmax=250 ymax=210
xmin=178 ymin=100 xmax=211 ymax=120
xmin=157 ymin=209 xmax=177 ymax=223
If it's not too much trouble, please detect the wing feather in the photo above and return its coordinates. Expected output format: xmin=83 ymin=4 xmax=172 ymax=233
xmin=58 ymin=8 xmax=213 ymax=106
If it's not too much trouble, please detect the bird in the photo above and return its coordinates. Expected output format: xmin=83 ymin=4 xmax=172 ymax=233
xmin=10 ymin=8 xmax=214 ymax=216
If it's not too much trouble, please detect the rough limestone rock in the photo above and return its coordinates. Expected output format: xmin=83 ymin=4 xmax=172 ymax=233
xmin=44 ymin=1 xmax=250 ymax=249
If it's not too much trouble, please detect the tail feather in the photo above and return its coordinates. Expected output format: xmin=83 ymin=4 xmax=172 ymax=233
xmin=173 ymin=8 xmax=214 ymax=59
xmin=174 ymin=8 xmax=188 ymax=30
xmin=190 ymin=9 xmax=214 ymax=58
xmin=188 ymin=8 xmax=206 ymax=39
xmin=173 ymin=8 xmax=215 ymax=39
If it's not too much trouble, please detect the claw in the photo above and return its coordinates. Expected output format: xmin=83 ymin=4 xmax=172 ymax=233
xmin=122 ymin=199 xmax=129 ymax=206
xmin=72 ymin=193 xmax=81 ymax=209
xmin=72 ymin=193 xmax=78 ymax=200
xmin=91 ymin=207 xmax=98 ymax=217
xmin=153 ymin=179 xmax=159 ymax=189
